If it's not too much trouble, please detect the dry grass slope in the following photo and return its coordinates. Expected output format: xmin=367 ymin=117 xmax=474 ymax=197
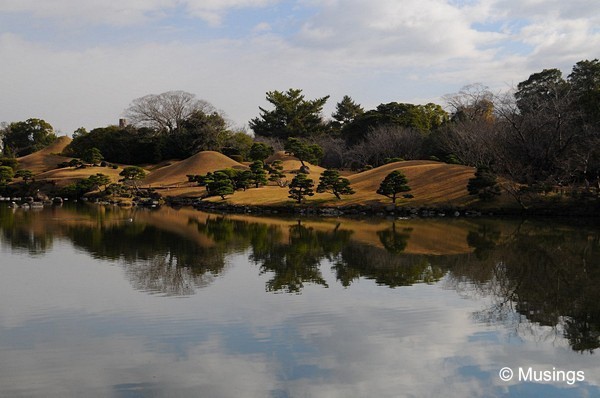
xmin=214 ymin=159 xmax=476 ymax=206
xmin=35 ymin=166 xmax=124 ymax=187
xmin=143 ymin=151 xmax=248 ymax=186
xmin=17 ymin=136 xmax=73 ymax=174
xmin=346 ymin=160 xmax=476 ymax=205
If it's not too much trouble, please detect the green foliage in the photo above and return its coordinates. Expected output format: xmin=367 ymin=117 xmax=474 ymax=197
xmin=0 ymin=157 xmax=18 ymax=170
xmin=235 ymin=170 xmax=254 ymax=191
xmin=83 ymin=147 xmax=103 ymax=165
xmin=569 ymin=59 xmax=600 ymax=124
xmin=468 ymin=167 xmax=501 ymax=201
xmin=288 ymin=173 xmax=315 ymax=203
xmin=60 ymin=174 xmax=110 ymax=198
xmin=88 ymin=173 xmax=112 ymax=191
xmin=331 ymin=95 xmax=364 ymax=134
xmin=119 ymin=166 xmax=146 ymax=190
xmin=0 ymin=165 xmax=15 ymax=185
xmin=316 ymin=169 xmax=355 ymax=199
xmin=342 ymin=102 xmax=448 ymax=145
xmin=267 ymin=160 xmax=286 ymax=187
xmin=284 ymin=138 xmax=323 ymax=167
xmin=384 ymin=157 xmax=405 ymax=164
xmin=66 ymin=125 xmax=160 ymax=165
xmin=445 ymin=154 xmax=462 ymax=165
xmin=250 ymin=160 xmax=268 ymax=188
xmin=249 ymin=88 xmax=330 ymax=139
xmin=208 ymin=171 xmax=235 ymax=199
xmin=515 ymin=68 xmax=568 ymax=114
xmin=14 ymin=169 xmax=34 ymax=183
xmin=2 ymin=118 xmax=56 ymax=157
xmin=377 ymin=170 xmax=411 ymax=203
xmin=249 ymin=142 xmax=275 ymax=161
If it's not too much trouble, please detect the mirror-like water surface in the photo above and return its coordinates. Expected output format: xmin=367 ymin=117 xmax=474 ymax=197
xmin=0 ymin=205 xmax=599 ymax=397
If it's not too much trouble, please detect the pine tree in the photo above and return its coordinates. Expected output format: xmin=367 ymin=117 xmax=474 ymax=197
xmin=267 ymin=160 xmax=286 ymax=187
xmin=317 ymin=169 xmax=355 ymax=199
xmin=208 ymin=171 xmax=235 ymax=200
xmin=468 ymin=167 xmax=501 ymax=201
xmin=288 ymin=173 xmax=314 ymax=203
xmin=377 ymin=170 xmax=411 ymax=203
xmin=250 ymin=160 xmax=268 ymax=188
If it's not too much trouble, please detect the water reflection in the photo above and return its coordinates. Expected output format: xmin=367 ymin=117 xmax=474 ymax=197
xmin=1 ymin=204 xmax=600 ymax=354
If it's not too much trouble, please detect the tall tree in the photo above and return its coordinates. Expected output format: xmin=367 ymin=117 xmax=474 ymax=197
xmin=515 ymin=68 xmax=569 ymax=114
xmin=2 ymin=118 xmax=56 ymax=157
xmin=331 ymin=95 xmax=364 ymax=132
xmin=125 ymin=91 xmax=216 ymax=134
xmin=249 ymin=89 xmax=330 ymax=138
xmin=569 ymin=59 xmax=600 ymax=124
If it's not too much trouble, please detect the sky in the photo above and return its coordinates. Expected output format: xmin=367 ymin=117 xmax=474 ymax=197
xmin=0 ymin=0 xmax=599 ymax=135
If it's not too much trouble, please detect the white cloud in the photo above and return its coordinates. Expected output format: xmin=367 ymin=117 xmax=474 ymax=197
xmin=0 ymin=0 xmax=279 ymax=26
xmin=0 ymin=0 xmax=599 ymax=132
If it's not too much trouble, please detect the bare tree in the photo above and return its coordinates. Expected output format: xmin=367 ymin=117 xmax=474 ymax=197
xmin=443 ymin=83 xmax=495 ymax=122
xmin=437 ymin=118 xmax=501 ymax=168
xmin=348 ymin=125 xmax=424 ymax=168
xmin=124 ymin=90 xmax=215 ymax=134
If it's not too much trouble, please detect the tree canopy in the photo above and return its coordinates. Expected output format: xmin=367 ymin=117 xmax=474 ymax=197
xmin=124 ymin=90 xmax=216 ymax=134
xmin=1 ymin=118 xmax=56 ymax=157
xmin=284 ymin=138 xmax=323 ymax=168
xmin=377 ymin=170 xmax=411 ymax=203
xmin=249 ymin=89 xmax=330 ymax=139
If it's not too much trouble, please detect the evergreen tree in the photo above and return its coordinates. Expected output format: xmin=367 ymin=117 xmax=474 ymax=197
xmin=249 ymin=88 xmax=330 ymax=138
xmin=83 ymin=147 xmax=103 ymax=165
xmin=119 ymin=166 xmax=146 ymax=190
xmin=284 ymin=138 xmax=323 ymax=168
xmin=317 ymin=169 xmax=355 ymax=199
xmin=267 ymin=160 xmax=286 ymax=187
xmin=377 ymin=170 xmax=411 ymax=203
xmin=288 ymin=173 xmax=315 ymax=203
xmin=468 ymin=166 xmax=501 ymax=201
xmin=250 ymin=160 xmax=268 ymax=188
xmin=208 ymin=171 xmax=235 ymax=199
xmin=248 ymin=142 xmax=275 ymax=161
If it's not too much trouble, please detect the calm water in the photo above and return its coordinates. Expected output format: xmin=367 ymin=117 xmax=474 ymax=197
xmin=0 ymin=204 xmax=599 ymax=397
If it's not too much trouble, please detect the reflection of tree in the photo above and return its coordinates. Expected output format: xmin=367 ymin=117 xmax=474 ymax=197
xmin=336 ymin=243 xmax=446 ymax=288
xmin=377 ymin=222 xmax=412 ymax=253
xmin=466 ymin=222 xmax=501 ymax=260
xmin=0 ymin=206 xmax=54 ymax=255
xmin=66 ymin=221 xmax=227 ymax=296
xmin=448 ymin=224 xmax=600 ymax=353
xmin=250 ymin=222 xmax=345 ymax=293
xmin=125 ymin=253 xmax=221 ymax=296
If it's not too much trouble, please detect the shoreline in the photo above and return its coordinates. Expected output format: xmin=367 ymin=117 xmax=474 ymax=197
xmin=165 ymin=196 xmax=600 ymax=219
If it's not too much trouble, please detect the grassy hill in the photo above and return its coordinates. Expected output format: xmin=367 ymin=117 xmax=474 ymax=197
xmin=16 ymin=136 xmax=73 ymax=174
xmin=13 ymin=143 xmax=482 ymax=207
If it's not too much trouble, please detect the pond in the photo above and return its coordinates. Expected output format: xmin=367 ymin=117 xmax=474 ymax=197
xmin=0 ymin=204 xmax=599 ymax=397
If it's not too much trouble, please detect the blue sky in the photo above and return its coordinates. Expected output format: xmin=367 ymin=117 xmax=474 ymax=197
xmin=1 ymin=0 xmax=599 ymax=134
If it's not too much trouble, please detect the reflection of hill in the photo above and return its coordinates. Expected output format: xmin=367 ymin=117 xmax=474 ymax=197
xmin=3 ymin=204 xmax=598 ymax=351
